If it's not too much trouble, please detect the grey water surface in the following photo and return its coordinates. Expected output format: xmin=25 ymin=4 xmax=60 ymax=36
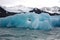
xmin=0 ymin=27 xmax=60 ymax=40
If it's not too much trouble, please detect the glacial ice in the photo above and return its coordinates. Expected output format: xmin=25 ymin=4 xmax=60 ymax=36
xmin=50 ymin=16 xmax=60 ymax=27
xmin=0 ymin=12 xmax=60 ymax=30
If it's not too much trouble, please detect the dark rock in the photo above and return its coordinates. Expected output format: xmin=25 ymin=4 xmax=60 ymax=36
xmin=29 ymin=8 xmax=42 ymax=14
xmin=0 ymin=6 xmax=17 ymax=18
xmin=29 ymin=8 xmax=60 ymax=16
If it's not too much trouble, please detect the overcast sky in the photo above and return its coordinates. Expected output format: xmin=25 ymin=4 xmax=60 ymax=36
xmin=0 ymin=0 xmax=60 ymax=8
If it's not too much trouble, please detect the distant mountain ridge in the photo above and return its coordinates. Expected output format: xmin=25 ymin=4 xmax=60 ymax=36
xmin=41 ymin=6 xmax=60 ymax=14
xmin=0 ymin=5 xmax=60 ymax=18
xmin=1 ymin=5 xmax=60 ymax=14
xmin=3 ymin=5 xmax=33 ymax=13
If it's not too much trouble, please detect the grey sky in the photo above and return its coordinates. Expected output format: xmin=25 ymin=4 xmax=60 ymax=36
xmin=0 ymin=0 xmax=60 ymax=8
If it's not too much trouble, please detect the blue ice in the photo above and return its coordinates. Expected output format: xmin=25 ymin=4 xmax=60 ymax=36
xmin=50 ymin=16 xmax=60 ymax=27
xmin=0 ymin=12 xmax=60 ymax=30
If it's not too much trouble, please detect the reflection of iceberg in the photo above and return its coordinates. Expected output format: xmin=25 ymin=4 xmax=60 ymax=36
xmin=0 ymin=12 xmax=60 ymax=30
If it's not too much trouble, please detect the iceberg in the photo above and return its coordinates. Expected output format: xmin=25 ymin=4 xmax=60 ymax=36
xmin=0 ymin=12 xmax=60 ymax=30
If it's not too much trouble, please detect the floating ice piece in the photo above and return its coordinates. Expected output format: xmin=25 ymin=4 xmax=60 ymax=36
xmin=0 ymin=12 xmax=60 ymax=30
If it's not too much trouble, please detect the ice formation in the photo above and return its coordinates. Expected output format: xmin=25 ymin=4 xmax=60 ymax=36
xmin=50 ymin=16 xmax=60 ymax=27
xmin=0 ymin=12 xmax=60 ymax=30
